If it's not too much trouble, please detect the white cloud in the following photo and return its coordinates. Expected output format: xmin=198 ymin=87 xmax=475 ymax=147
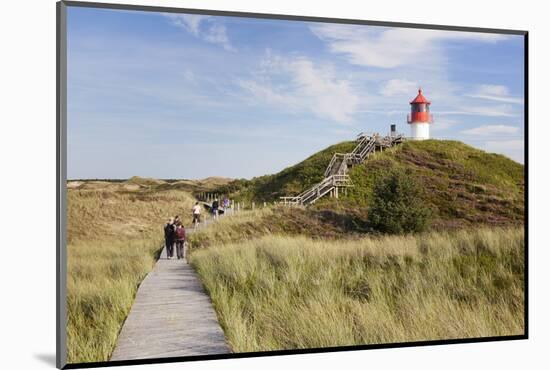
xmin=182 ymin=69 xmax=195 ymax=82
xmin=167 ymin=14 xmax=205 ymax=36
xmin=478 ymin=84 xmax=509 ymax=96
xmin=466 ymin=84 xmax=523 ymax=104
xmin=380 ymin=79 xmax=418 ymax=96
xmin=203 ymin=23 xmax=232 ymax=49
xmin=461 ymin=124 xmax=520 ymax=136
xmin=431 ymin=119 xmax=458 ymax=132
xmin=310 ymin=24 xmax=507 ymax=69
xmin=163 ymin=14 xmax=235 ymax=51
xmin=439 ymin=104 xmax=518 ymax=117
xmin=238 ymin=51 xmax=360 ymax=123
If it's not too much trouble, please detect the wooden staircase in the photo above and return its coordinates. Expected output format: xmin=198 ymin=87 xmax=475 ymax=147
xmin=281 ymin=132 xmax=403 ymax=206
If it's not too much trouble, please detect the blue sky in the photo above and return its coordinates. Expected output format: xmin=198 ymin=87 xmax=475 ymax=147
xmin=67 ymin=7 xmax=525 ymax=180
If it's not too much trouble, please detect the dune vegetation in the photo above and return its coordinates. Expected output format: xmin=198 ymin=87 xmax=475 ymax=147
xmin=341 ymin=140 xmax=524 ymax=228
xmin=215 ymin=140 xmax=524 ymax=229
xmin=66 ymin=184 xmax=195 ymax=363
xmin=65 ymin=137 xmax=525 ymax=362
xmin=213 ymin=141 xmax=357 ymax=202
xmin=186 ymin=206 xmax=367 ymax=250
xmin=189 ymin=227 xmax=524 ymax=352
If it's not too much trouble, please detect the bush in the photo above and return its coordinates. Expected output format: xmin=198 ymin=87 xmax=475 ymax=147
xmin=368 ymin=168 xmax=431 ymax=234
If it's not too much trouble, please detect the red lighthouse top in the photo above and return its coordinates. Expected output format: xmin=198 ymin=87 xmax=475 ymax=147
xmin=407 ymin=88 xmax=433 ymax=124
xmin=410 ymin=88 xmax=431 ymax=105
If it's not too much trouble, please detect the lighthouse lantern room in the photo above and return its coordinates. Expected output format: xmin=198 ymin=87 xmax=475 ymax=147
xmin=407 ymin=88 xmax=433 ymax=140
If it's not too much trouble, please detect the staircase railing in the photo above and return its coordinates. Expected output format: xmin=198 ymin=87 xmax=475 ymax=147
xmin=299 ymin=174 xmax=351 ymax=205
xmin=280 ymin=133 xmax=403 ymax=206
xmin=324 ymin=153 xmax=346 ymax=177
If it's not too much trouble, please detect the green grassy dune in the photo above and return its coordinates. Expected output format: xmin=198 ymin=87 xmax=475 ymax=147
xmin=214 ymin=141 xmax=357 ymax=202
xmin=341 ymin=140 xmax=524 ymax=228
xmin=216 ymin=139 xmax=524 ymax=229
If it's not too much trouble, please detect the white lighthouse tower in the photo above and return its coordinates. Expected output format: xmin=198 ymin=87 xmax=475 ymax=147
xmin=407 ymin=88 xmax=433 ymax=140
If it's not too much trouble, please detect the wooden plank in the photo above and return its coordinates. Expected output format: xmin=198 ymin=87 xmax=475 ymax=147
xmin=110 ymin=230 xmax=230 ymax=361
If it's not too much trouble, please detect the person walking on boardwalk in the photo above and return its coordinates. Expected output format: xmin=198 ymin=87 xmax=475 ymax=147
xmin=175 ymin=222 xmax=186 ymax=260
xmin=192 ymin=202 xmax=201 ymax=228
xmin=212 ymin=198 xmax=219 ymax=219
xmin=164 ymin=217 xmax=176 ymax=259
xmin=223 ymin=197 xmax=230 ymax=215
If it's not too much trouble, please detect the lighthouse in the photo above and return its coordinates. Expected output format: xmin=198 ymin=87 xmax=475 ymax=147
xmin=407 ymin=88 xmax=433 ymax=140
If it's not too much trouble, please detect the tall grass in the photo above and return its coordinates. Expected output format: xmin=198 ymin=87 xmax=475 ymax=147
xmin=67 ymin=187 xmax=195 ymax=363
xmin=188 ymin=207 xmax=276 ymax=247
xmin=190 ymin=227 xmax=524 ymax=352
xmin=187 ymin=204 xmax=375 ymax=249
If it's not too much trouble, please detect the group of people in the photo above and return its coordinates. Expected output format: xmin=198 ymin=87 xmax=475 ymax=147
xmin=192 ymin=198 xmax=231 ymax=224
xmin=163 ymin=216 xmax=186 ymax=260
xmin=210 ymin=197 xmax=231 ymax=219
xmin=164 ymin=199 xmax=233 ymax=260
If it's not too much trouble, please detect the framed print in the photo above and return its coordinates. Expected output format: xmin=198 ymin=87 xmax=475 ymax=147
xmin=57 ymin=1 xmax=527 ymax=368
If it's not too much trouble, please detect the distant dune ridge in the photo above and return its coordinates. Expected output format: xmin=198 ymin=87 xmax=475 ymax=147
xmin=67 ymin=176 xmax=234 ymax=192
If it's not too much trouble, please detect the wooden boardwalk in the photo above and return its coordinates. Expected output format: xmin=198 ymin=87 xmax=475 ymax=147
xmin=110 ymin=227 xmax=230 ymax=361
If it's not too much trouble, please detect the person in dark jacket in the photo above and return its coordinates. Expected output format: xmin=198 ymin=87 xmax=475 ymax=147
xmin=164 ymin=217 xmax=175 ymax=259
xmin=175 ymin=222 xmax=186 ymax=260
xmin=212 ymin=199 xmax=219 ymax=219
